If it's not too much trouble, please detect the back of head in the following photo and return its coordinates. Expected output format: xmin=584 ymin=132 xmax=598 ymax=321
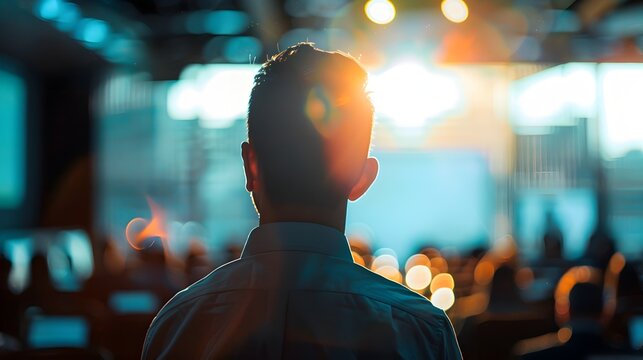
xmin=248 ymin=43 xmax=373 ymax=209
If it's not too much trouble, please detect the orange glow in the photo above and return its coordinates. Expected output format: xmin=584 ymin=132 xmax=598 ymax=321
xmin=608 ymin=252 xmax=626 ymax=274
xmin=352 ymin=251 xmax=366 ymax=266
xmin=604 ymin=252 xmax=627 ymax=319
xmin=430 ymin=273 xmax=455 ymax=293
xmin=430 ymin=256 xmax=449 ymax=273
xmin=474 ymin=260 xmax=495 ymax=286
xmin=554 ymin=266 xmax=602 ymax=324
xmin=125 ymin=197 xmax=168 ymax=251
xmin=404 ymin=254 xmax=431 ymax=272
xmin=557 ymin=327 xmax=572 ymax=343
xmin=375 ymin=265 xmax=403 ymax=283
xmin=305 ymin=87 xmax=332 ymax=136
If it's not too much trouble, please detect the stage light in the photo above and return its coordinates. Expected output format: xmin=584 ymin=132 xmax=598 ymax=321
xmin=369 ymin=62 xmax=461 ymax=127
xmin=441 ymin=0 xmax=469 ymax=24
xmin=167 ymin=64 xmax=260 ymax=128
xmin=364 ymin=0 xmax=396 ymax=25
xmin=167 ymin=81 xmax=200 ymax=120
xmin=200 ymin=66 xmax=257 ymax=128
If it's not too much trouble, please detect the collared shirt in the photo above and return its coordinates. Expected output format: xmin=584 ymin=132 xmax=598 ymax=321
xmin=142 ymin=222 xmax=462 ymax=359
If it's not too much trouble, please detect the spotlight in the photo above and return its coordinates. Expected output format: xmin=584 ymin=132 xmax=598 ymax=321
xmin=441 ymin=0 xmax=468 ymax=24
xmin=364 ymin=0 xmax=396 ymax=25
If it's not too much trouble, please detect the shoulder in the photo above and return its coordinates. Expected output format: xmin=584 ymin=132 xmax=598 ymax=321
xmin=150 ymin=258 xmax=247 ymax=325
xmin=347 ymin=264 xmax=449 ymax=325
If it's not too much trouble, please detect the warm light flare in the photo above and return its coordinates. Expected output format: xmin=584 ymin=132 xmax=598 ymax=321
xmin=125 ymin=197 xmax=168 ymax=251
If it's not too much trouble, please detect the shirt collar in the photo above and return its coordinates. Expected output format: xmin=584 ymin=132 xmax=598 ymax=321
xmin=241 ymin=222 xmax=353 ymax=263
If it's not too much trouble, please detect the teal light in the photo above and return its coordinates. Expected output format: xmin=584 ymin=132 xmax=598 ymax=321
xmin=187 ymin=10 xmax=249 ymax=35
xmin=34 ymin=0 xmax=62 ymax=20
xmin=74 ymin=18 xmax=110 ymax=46
xmin=223 ymin=36 xmax=262 ymax=63
xmin=0 ymin=68 xmax=26 ymax=209
xmin=55 ymin=2 xmax=81 ymax=32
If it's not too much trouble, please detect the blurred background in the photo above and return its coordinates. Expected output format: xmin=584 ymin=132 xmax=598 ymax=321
xmin=1 ymin=0 xmax=643 ymax=358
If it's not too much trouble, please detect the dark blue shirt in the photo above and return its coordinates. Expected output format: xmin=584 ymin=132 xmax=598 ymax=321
xmin=142 ymin=222 xmax=462 ymax=359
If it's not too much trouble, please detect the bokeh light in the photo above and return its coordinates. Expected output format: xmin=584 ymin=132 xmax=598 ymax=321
xmin=371 ymin=253 xmax=399 ymax=271
xmin=441 ymin=0 xmax=469 ymax=24
xmin=405 ymin=254 xmax=431 ymax=272
xmin=405 ymin=265 xmax=432 ymax=291
xmin=431 ymin=287 xmax=456 ymax=311
xmin=430 ymin=273 xmax=455 ymax=293
xmin=375 ymin=265 xmax=403 ymax=283
xmin=557 ymin=327 xmax=572 ymax=343
xmin=364 ymin=0 xmax=396 ymax=25
xmin=474 ymin=260 xmax=495 ymax=285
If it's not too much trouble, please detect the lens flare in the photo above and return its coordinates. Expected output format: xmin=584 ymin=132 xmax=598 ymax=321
xmin=125 ymin=197 xmax=168 ymax=251
xmin=364 ymin=0 xmax=396 ymax=25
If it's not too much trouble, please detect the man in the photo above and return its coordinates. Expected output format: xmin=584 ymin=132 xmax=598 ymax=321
xmin=142 ymin=43 xmax=462 ymax=359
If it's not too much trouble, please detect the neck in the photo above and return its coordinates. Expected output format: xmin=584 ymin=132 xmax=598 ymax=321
xmin=259 ymin=202 xmax=347 ymax=233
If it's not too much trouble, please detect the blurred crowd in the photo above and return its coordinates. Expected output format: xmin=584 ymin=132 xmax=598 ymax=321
xmin=0 ymin=221 xmax=642 ymax=359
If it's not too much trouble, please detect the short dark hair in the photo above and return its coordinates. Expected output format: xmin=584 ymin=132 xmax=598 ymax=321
xmin=247 ymin=43 xmax=373 ymax=208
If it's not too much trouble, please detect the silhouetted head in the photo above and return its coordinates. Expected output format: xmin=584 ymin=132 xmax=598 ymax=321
xmin=28 ymin=253 xmax=55 ymax=292
xmin=617 ymin=263 xmax=642 ymax=298
xmin=569 ymin=282 xmax=603 ymax=320
xmin=488 ymin=265 xmax=523 ymax=307
xmin=0 ymin=253 xmax=11 ymax=287
xmin=243 ymin=43 xmax=377 ymax=223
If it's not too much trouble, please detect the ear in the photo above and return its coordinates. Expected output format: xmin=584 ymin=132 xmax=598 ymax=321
xmin=348 ymin=157 xmax=378 ymax=201
xmin=241 ymin=141 xmax=259 ymax=192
